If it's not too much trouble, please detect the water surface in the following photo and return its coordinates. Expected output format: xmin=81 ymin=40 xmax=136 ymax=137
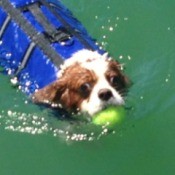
xmin=1 ymin=0 xmax=175 ymax=175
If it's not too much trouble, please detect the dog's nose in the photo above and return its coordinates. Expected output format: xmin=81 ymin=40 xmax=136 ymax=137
xmin=98 ymin=89 xmax=113 ymax=101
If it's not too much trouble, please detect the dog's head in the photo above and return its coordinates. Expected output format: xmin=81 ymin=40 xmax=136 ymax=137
xmin=33 ymin=50 xmax=129 ymax=116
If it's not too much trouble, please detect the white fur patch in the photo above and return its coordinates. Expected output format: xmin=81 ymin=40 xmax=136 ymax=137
xmin=80 ymin=55 xmax=124 ymax=115
xmin=58 ymin=49 xmax=124 ymax=116
xmin=58 ymin=49 xmax=110 ymax=78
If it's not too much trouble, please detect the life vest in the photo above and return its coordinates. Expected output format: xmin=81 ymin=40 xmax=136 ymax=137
xmin=0 ymin=0 xmax=104 ymax=95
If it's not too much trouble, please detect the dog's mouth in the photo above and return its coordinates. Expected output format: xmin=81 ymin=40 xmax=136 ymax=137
xmin=92 ymin=100 xmax=125 ymax=116
xmin=87 ymin=104 xmax=114 ymax=117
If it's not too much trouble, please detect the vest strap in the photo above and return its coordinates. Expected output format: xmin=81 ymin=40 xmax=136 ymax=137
xmin=0 ymin=0 xmax=64 ymax=74
xmin=0 ymin=0 xmax=96 ymax=77
xmin=0 ymin=15 xmax=11 ymax=38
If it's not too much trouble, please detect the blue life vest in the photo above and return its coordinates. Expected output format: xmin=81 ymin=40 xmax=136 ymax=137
xmin=0 ymin=0 xmax=104 ymax=95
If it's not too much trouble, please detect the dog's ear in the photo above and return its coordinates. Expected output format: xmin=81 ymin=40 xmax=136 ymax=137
xmin=32 ymin=80 xmax=66 ymax=104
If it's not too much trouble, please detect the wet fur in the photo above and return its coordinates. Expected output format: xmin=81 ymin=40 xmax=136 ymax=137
xmin=33 ymin=50 xmax=129 ymax=116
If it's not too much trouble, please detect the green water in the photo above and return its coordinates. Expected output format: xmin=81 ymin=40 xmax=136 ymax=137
xmin=1 ymin=0 xmax=175 ymax=174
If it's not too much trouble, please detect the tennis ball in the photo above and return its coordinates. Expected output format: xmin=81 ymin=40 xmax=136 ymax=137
xmin=92 ymin=106 xmax=126 ymax=127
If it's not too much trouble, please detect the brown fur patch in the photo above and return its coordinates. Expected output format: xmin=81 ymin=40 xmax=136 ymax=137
xmin=33 ymin=63 xmax=97 ymax=112
xmin=33 ymin=60 xmax=129 ymax=114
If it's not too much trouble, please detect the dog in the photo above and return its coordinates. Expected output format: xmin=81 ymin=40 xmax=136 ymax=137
xmin=33 ymin=49 xmax=129 ymax=116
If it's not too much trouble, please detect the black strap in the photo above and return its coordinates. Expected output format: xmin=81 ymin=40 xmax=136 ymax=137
xmin=27 ymin=2 xmax=56 ymax=35
xmin=24 ymin=2 xmax=72 ymax=43
xmin=44 ymin=27 xmax=72 ymax=43
xmin=40 ymin=0 xmax=95 ymax=51
xmin=0 ymin=0 xmax=64 ymax=70
xmin=20 ymin=0 xmax=94 ymax=50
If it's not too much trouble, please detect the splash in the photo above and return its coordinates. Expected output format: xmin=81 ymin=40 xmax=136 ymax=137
xmin=0 ymin=109 xmax=115 ymax=142
xmin=94 ymin=14 xmax=129 ymax=50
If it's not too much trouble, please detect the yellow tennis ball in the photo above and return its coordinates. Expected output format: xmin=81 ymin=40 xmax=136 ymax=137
xmin=92 ymin=106 xmax=126 ymax=127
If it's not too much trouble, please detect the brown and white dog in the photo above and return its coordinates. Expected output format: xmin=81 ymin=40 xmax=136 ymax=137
xmin=33 ymin=49 xmax=129 ymax=117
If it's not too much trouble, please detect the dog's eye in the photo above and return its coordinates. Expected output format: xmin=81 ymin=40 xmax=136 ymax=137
xmin=80 ymin=83 xmax=91 ymax=93
xmin=79 ymin=83 xmax=91 ymax=98
xmin=110 ymin=76 xmax=122 ymax=87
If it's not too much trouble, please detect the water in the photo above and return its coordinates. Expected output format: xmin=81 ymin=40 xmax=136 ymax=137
xmin=1 ymin=0 xmax=175 ymax=174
